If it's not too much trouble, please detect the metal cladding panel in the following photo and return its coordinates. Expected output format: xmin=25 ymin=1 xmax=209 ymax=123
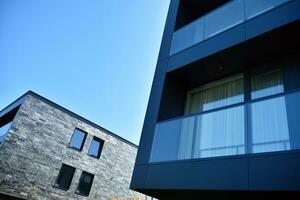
xmin=145 ymin=157 xmax=248 ymax=190
xmin=249 ymin=152 xmax=300 ymax=191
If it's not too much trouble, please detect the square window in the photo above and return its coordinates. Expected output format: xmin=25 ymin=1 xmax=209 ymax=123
xmin=54 ymin=164 xmax=75 ymax=190
xmin=88 ymin=137 xmax=104 ymax=158
xmin=69 ymin=128 xmax=87 ymax=151
xmin=76 ymin=171 xmax=94 ymax=196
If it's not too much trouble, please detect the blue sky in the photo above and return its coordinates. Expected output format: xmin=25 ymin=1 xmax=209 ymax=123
xmin=0 ymin=0 xmax=170 ymax=145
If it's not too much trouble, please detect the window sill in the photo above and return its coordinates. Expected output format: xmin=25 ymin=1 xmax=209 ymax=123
xmin=88 ymin=154 xmax=100 ymax=159
xmin=75 ymin=191 xmax=89 ymax=197
xmin=53 ymin=184 xmax=69 ymax=191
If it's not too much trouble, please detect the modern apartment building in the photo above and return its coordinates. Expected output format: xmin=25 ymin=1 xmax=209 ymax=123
xmin=131 ymin=0 xmax=300 ymax=199
xmin=0 ymin=91 xmax=148 ymax=200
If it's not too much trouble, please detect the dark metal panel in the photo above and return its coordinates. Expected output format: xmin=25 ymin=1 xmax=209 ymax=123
xmin=167 ymin=24 xmax=245 ymax=72
xmin=145 ymin=157 xmax=248 ymax=190
xmin=135 ymin=60 xmax=168 ymax=164
xmin=249 ymin=152 xmax=300 ymax=191
xmin=245 ymin=0 xmax=300 ymax=41
xmin=158 ymin=0 xmax=179 ymax=61
xmin=130 ymin=165 xmax=149 ymax=190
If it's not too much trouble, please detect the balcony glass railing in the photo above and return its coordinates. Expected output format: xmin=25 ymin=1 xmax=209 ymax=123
xmin=150 ymin=90 xmax=300 ymax=163
xmin=170 ymin=0 xmax=290 ymax=55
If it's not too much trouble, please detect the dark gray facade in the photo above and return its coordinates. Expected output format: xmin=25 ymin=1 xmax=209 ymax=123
xmin=131 ymin=0 xmax=300 ymax=199
xmin=0 ymin=91 xmax=148 ymax=200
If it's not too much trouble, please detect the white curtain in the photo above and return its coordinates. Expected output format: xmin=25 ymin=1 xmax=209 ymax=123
xmin=178 ymin=117 xmax=195 ymax=160
xmin=194 ymin=105 xmax=245 ymax=158
xmin=251 ymin=69 xmax=290 ymax=153
xmin=185 ymin=74 xmax=244 ymax=114
xmin=251 ymin=69 xmax=283 ymax=99
xmin=179 ymin=74 xmax=245 ymax=159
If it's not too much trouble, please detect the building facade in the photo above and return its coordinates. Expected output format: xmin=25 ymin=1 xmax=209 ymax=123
xmin=131 ymin=0 xmax=300 ymax=199
xmin=0 ymin=91 xmax=148 ymax=200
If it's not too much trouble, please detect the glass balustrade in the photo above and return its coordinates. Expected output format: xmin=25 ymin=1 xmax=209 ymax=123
xmin=170 ymin=0 xmax=290 ymax=55
xmin=150 ymin=90 xmax=300 ymax=163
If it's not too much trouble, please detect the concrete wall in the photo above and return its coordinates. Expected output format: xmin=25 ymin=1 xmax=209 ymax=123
xmin=0 ymin=93 xmax=147 ymax=200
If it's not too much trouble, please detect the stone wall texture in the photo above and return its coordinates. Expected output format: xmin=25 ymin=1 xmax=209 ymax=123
xmin=0 ymin=94 xmax=148 ymax=200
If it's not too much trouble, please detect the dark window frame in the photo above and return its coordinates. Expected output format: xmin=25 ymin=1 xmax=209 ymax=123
xmin=87 ymin=136 xmax=104 ymax=159
xmin=75 ymin=171 xmax=94 ymax=196
xmin=54 ymin=164 xmax=76 ymax=191
xmin=68 ymin=128 xmax=88 ymax=151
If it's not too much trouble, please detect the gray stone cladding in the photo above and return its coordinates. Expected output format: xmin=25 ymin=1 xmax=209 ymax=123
xmin=0 ymin=93 xmax=148 ymax=200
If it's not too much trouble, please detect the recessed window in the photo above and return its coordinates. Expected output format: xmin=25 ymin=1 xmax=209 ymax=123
xmin=251 ymin=69 xmax=284 ymax=99
xmin=54 ymin=164 xmax=75 ymax=190
xmin=76 ymin=171 xmax=94 ymax=196
xmin=88 ymin=137 xmax=104 ymax=158
xmin=69 ymin=128 xmax=87 ymax=151
xmin=0 ymin=122 xmax=12 ymax=144
xmin=185 ymin=74 xmax=244 ymax=114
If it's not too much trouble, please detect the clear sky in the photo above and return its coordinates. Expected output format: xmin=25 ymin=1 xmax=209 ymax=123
xmin=0 ymin=0 xmax=170 ymax=145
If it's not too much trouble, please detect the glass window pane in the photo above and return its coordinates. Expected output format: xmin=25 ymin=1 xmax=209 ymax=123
xmin=77 ymin=172 xmax=94 ymax=196
xmin=171 ymin=18 xmax=204 ymax=55
xmin=193 ymin=105 xmax=245 ymax=158
xmin=185 ymin=74 xmax=244 ymax=114
xmin=88 ymin=137 xmax=104 ymax=158
xmin=251 ymin=69 xmax=284 ymax=99
xmin=150 ymin=118 xmax=182 ymax=162
xmin=245 ymin=0 xmax=290 ymax=20
xmin=69 ymin=129 xmax=87 ymax=150
xmin=0 ymin=122 xmax=12 ymax=144
xmin=251 ymin=96 xmax=290 ymax=153
xmin=204 ymin=0 xmax=244 ymax=39
xmin=55 ymin=164 xmax=75 ymax=190
xmin=178 ymin=116 xmax=195 ymax=160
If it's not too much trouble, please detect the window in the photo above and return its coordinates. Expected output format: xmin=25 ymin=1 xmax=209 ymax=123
xmin=185 ymin=74 xmax=244 ymax=114
xmin=250 ymin=69 xmax=289 ymax=153
xmin=54 ymin=164 xmax=75 ymax=190
xmin=251 ymin=69 xmax=284 ymax=99
xmin=0 ymin=122 xmax=12 ymax=144
xmin=76 ymin=171 xmax=94 ymax=196
xmin=88 ymin=137 xmax=104 ymax=158
xmin=69 ymin=128 xmax=87 ymax=151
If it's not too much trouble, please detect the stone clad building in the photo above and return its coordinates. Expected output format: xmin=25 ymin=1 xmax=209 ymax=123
xmin=0 ymin=91 xmax=148 ymax=200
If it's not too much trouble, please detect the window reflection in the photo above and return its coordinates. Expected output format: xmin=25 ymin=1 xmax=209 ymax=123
xmin=88 ymin=137 xmax=104 ymax=158
xmin=251 ymin=69 xmax=284 ymax=99
xmin=251 ymin=96 xmax=290 ymax=153
xmin=193 ymin=105 xmax=245 ymax=158
xmin=185 ymin=74 xmax=244 ymax=114
xmin=69 ymin=128 xmax=87 ymax=151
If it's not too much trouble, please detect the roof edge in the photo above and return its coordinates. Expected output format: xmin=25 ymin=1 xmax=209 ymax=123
xmin=1 ymin=90 xmax=138 ymax=148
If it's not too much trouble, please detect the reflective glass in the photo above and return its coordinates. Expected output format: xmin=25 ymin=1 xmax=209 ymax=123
xmin=251 ymin=96 xmax=290 ymax=153
xmin=76 ymin=171 xmax=94 ymax=196
xmin=88 ymin=137 xmax=104 ymax=158
xmin=246 ymin=0 xmax=290 ymax=19
xmin=55 ymin=164 xmax=75 ymax=190
xmin=193 ymin=105 xmax=245 ymax=158
xmin=150 ymin=118 xmax=182 ymax=162
xmin=251 ymin=69 xmax=283 ymax=99
xmin=171 ymin=18 xmax=204 ymax=55
xmin=69 ymin=129 xmax=87 ymax=150
xmin=185 ymin=74 xmax=244 ymax=114
xmin=204 ymin=0 xmax=244 ymax=39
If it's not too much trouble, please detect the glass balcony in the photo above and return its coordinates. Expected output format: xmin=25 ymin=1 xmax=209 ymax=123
xmin=170 ymin=0 xmax=290 ymax=55
xmin=150 ymin=90 xmax=300 ymax=163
